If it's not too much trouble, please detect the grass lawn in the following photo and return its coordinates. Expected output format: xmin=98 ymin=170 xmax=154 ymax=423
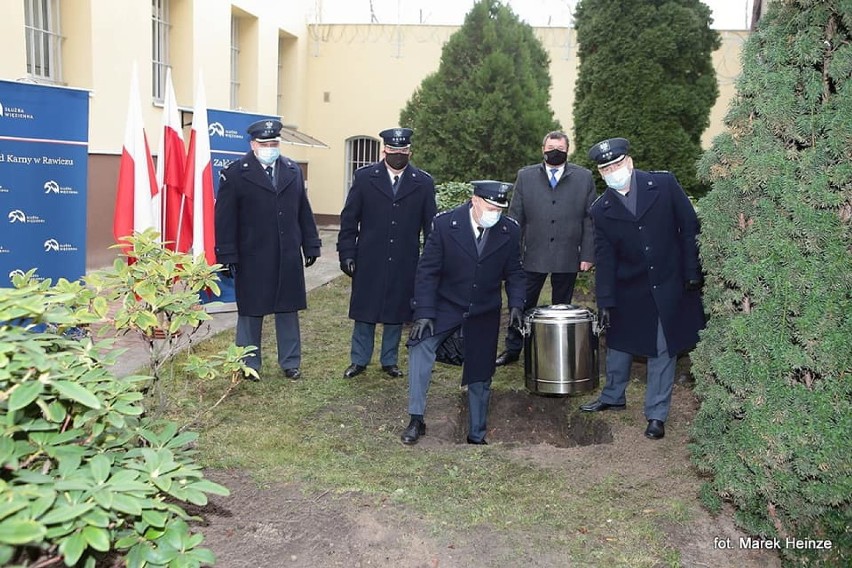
xmin=153 ymin=276 xmax=725 ymax=567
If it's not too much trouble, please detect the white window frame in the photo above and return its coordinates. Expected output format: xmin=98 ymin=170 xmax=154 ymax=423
xmin=230 ymin=16 xmax=240 ymax=109
xmin=24 ymin=0 xmax=62 ymax=83
xmin=344 ymin=137 xmax=381 ymax=197
xmin=152 ymin=0 xmax=170 ymax=101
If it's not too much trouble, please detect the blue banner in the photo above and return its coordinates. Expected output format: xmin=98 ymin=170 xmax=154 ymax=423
xmin=205 ymin=109 xmax=276 ymax=306
xmin=0 ymin=80 xmax=89 ymax=287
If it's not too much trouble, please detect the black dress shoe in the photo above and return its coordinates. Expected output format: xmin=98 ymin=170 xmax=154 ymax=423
xmin=283 ymin=368 xmax=301 ymax=380
xmin=495 ymin=350 xmax=520 ymax=366
xmin=579 ymin=399 xmax=626 ymax=412
xmin=466 ymin=437 xmax=487 ymax=445
xmin=343 ymin=364 xmax=367 ymax=378
xmin=400 ymin=418 xmax=426 ymax=445
xmin=645 ymin=419 xmax=665 ymax=440
xmin=381 ymin=365 xmax=403 ymax=378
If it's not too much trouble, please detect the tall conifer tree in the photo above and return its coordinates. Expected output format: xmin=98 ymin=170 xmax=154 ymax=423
xmin=691 ymin=1 xmax=851 ymax=564
xmin=400 ymin=0 xmax=559 ymax=183
xmin=571 ymin=0 xmax=720 ymax=196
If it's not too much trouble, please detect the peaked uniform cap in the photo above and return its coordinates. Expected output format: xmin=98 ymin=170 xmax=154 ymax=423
xmin=588 ymin=137 xmax=630 ymax=167
xmin=379 ymin=127 xmax=413 ymax=148
xmin=247 ymin=119 xmax=283 ymax=142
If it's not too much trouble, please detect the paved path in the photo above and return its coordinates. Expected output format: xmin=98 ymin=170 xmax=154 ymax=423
xmin=106 ymin=227 xmax=341 ymax=377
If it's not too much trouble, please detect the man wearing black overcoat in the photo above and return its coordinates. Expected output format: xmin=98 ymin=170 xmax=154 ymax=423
xmin=214 ymin=119 xmax=322 ymax=381
xmin=401 ymin=181 xmax=525 ymax=446
xmin=337 ymin=128 xmax=437 ymax=379
xmin=580 ymin=137 xmax=705 ymax=440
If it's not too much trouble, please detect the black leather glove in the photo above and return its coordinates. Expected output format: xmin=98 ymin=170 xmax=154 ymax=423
xmin=340 ymin=258 xmax=355 ymax=278
xmin=222 ymin=263 xmax=238 ymax=279
xmin=509 ymin=307 xmax=523 ymax=329
xmin=598 ymin=308 xmax=611 ymax=330
xmin=685 ymin=277 xmax=703 ymax=292
xmin=304 ymin=256 xmax=317 ymax=268
xmin=409 ymin=318 xmax=434 ymax=341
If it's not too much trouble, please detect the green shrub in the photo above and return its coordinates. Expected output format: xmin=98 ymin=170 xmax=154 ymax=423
xmin=435 ymin=181 xmax=474 ymax=212
xmin=0 ymin=281 xmax=229 ymax=567
xmin=690 ymin=1 xmax=852 ymax=565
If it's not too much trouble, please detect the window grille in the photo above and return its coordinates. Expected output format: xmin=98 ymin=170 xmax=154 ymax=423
xmin=344 ymin=137 xmax=381 ymax=197
xmin=151 ymin=0 xmax=170 ymax=100
xmin=230 ymin=17 xmax=240 ymax=109
xmin=24 ymin=0 xmax=62 ymax=82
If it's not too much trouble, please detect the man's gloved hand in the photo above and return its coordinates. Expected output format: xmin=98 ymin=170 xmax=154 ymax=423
xmin=304 ymin=256 xmax=317 ymax=268
xmin=409 ymin=318 xmax=434 ymax=341
xmin=340 ymin=258 xmax=355 ymax=278
xmin=509 ymin=307 xmax=523 ymax=329
xmin=685 ymin=277 xmax=704 ymax=292
xmin=222 ymin=263 xmax=238 ymax=279
xmin=598 ymin=307 xmax=611 ymax=330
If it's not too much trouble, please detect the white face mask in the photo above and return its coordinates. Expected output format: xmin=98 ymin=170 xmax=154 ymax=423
xmin=603 ymin=165 xmax=631 ymax=190
xmin=256 ymin=147 xmax=280 ymax=166
xmin=479 ymin=208 xmax=502 ymax=228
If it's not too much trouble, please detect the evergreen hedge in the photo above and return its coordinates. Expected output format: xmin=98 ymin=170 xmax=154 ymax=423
xmin=690 ymin=1 xmax=851 ymax=565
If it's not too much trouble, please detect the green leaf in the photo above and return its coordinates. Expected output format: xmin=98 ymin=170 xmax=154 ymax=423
xmin=0 ymin=437 xmax=13 ymax=464
xmin=111 ymin=493 xmax=143 ymax=516
xmin=82 ymin=525 xmax=110 ymax=552
xmin=141 ymin=509 xmax=168 ymax=528
xmin=9 ymin=380 xmax=43 ymax=411
xmin=0 ymin=501 xmax=28 ymax=522
xmin=89 ymin=454 xmax=111 ymax=485
xmin=187 ymin=479 xmax=230 ymax=497
xmin=0 ymin=519 xmax=46 ymax=545
xmin=60 ymin=531 xmax=87 ymax=565
xmin=39 ymin=502 xmax=95 ymax=525
xmin=51 ymin=380 xmax=101 ymax=409
xmin=189 ymin=547 xmax=215 ymax=564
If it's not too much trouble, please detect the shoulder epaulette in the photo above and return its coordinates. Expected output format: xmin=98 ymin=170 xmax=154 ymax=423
xmin=649 ymin=170 xmax=671 ymax=174
xmin=418 ymin=168 xmax=432 ymax=178
xmin=435 ymin=209 xmax=452 ymax=218
xmin=503 ymin=215 xmax=519 ymax=226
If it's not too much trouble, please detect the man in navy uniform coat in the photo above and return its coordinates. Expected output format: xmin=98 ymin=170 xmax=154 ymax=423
xmin=401 ymin=180 xmax=525 ymax=446
xmin=214 ymin=119 xmax=322 ymax=381
xmin=580 ymin=137 xmax=705 ymax=440
xmin=337 ymin=127 xmax=437 ymax=379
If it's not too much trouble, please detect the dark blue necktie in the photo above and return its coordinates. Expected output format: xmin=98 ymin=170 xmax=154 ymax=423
xmin=392 ymin=175 xmax=400 ymax=195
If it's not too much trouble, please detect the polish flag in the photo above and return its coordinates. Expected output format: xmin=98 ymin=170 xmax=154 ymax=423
xmin=113 ymin=62 xmax=160 ymax=256
xmin=156 ymin=67 xmax=189 ymax=252
xmin=183 ymin=73 xmax=216 ymax=265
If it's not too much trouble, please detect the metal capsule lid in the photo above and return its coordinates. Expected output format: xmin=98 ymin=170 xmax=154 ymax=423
xmin=525 ymin=304 xmax=594 ymax=321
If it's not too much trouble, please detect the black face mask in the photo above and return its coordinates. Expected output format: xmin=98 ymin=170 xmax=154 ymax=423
xmin=385 ymin=153 xmax=410 ymax=170
xmin=544 ymin=149 xmax=568 ymax=166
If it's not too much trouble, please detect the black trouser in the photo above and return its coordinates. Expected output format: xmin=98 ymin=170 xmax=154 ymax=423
xmin=503 ymin=271 xmax=577 ymax=353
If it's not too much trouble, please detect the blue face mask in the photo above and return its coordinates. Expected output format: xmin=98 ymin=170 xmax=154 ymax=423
xmin=603 ymin=166 xmax=631 ymax=190
xmin=256 ymin=147 xmax=280 ymax=166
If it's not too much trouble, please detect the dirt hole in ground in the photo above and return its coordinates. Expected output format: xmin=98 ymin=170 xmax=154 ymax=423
xmin=455 ymin=390 xmax=613 ymax=447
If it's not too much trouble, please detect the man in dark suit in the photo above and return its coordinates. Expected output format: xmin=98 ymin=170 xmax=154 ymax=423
xmin=495 ymin=131 xmax=596 ymax=366
xmin=214 ymin=119 xmax=322 ymax=381
xmin=580 ymin=137 xmax=705 ymax=440
xmin=337 ymin=128 xmax=437 ymax=379
xmin=401 ymin=181 xmax=525 ymax=446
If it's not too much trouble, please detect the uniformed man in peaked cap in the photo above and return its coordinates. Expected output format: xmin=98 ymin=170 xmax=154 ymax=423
xmin=336 ymin=127 xmax=437 ymax=380
xmin=401 ymin=180 xmax=525 ymax=446
xmin=214 ymin=118 xmax=322 ymax=381
xmin=580 ymin=137 xmax=704 ymax=440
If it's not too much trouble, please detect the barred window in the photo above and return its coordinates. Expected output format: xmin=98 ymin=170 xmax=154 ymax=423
xmin=151 ymin=0 xmax=170 ymax=100
xmin=230 ymin=16 xmax=240 ymax=109
xmin=344 ymin=137 xmax=381 ymax=197
xmin=24 ymin=0 xmax=62 ymax=82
